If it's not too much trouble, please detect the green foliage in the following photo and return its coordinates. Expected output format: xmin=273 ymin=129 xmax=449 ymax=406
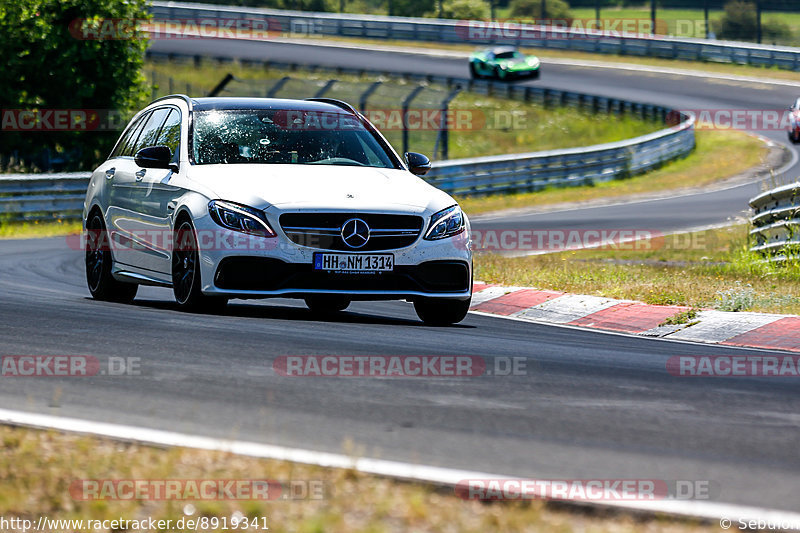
xmin=0 ymin=0 xmax=151 ymax=171
xmin=438 ymin=0 xmax=489 ymax=20
xmin=393 ymin=0 xmax=436 ymax=17
xmin=713 ymin=1 xmax=793 ymax=43
xmin=508 ymin=0 xmax=571 ymax=20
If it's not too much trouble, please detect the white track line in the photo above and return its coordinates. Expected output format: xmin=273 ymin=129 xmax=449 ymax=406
xmin=2 ymin=407 xmax=800 ymax=526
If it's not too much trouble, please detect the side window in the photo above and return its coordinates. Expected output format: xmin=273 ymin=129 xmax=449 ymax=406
xmin=131 ymin=108 xmax=171 ymax=156
xmin=121 ymin=111 xmax=151 ymax=157
xmin=155 ymin=109 xmax=181 ymax=159
xmin=111 ymin=114 xmax=146 ymax=159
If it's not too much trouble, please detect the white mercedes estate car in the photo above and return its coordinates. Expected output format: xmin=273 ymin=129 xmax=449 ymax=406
xmin=83 ymin=96 xmax=472 ymax=325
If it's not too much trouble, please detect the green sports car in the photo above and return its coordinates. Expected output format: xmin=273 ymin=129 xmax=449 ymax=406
xmin=469 ymin=46 xmax=541 ymax=80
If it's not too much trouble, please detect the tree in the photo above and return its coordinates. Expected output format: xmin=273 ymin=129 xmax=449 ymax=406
xmin=439 ymin=0 xmax=489 ymax=20
xmin=508 ymin=0 xmax=571 ymax=21
xmin=0 ymin=0 xmax=151 ymax=171
xmin=713 ymin=0 xmax=792 ymax=44
xmin=393 ymin=0 xmax=436 ymax=17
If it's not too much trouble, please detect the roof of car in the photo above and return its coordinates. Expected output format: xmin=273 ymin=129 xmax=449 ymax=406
xmin=490 ymin=46 xmax=518 ymax=54
xmin=189 ymin=97 xmax=351 ymax=113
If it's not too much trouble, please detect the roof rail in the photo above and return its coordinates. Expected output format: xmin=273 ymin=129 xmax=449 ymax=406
xmin=305 ymin=98 xmax=360 ymax=115
xmin=147 ymin=94 xmax=194 ymax=109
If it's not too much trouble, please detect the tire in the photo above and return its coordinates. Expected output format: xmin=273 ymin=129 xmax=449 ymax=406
xmin=85 ymin=212 xmax=138 ymax=303
xmin=172 ymin=220 xmax=228 ymax=313
xmin=493 ymin=66 xmax=502 ymax=80
xmin=469 ymin=63 xmax=480 ymax=79
xmin=414 ymin=298 xmax=471 ymax=326
xmin=305 ymin=295 xmax=351 ymax=314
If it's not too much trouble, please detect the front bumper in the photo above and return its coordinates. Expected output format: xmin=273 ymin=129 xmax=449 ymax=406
xmin=195 ymin=212 xmax=473 ymax=301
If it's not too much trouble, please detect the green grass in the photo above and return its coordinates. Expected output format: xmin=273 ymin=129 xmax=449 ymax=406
xmin=0 ymin=219 xmax=81 ymax=239
xmin=457 ymin=129 xmax=767 ymax=215
xmin=474 ymin=224 xmax=800 ymax=315
xmin=146 ymin=58 xmax=660 ymax=160
xmin=0 ymin=424 xmax=721 ymax=532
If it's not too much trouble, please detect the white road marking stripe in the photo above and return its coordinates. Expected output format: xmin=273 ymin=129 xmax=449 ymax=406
xmin=1 ymin=407 xmax=799 ymax=524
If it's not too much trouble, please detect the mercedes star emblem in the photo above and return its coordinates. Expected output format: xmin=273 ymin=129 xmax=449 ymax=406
xmin=341 ymin=218 xmax=370 ymax=249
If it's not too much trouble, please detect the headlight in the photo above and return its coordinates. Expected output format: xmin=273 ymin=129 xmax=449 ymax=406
xmin=424 ymin=205 xmax=465 ymax=240
xmin=208 ymin=200 xmax=276 ymax=238
xmin=527 ymin=57 xmax=540 ymax=67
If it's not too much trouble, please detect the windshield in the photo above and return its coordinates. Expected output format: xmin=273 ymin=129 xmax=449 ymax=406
xmin=495 ymin=51 xmax=523 ymax=60
xmin=192 ymin=109 xmax=398 ymax=168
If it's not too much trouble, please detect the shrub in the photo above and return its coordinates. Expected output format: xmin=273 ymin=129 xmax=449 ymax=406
xmin=713 ymin=0 xmax=793 ymax=44
xmin=508 ymin=0 xmax=571 ymax=21
xmin=439 ymin=0 xmax=489 ymax=20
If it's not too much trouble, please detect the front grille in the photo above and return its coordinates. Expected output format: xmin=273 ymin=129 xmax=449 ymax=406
xmin=279 ymin=212 xmax=424 ymax=251
xmin=214 ymin=258 xmax=470 ymax=294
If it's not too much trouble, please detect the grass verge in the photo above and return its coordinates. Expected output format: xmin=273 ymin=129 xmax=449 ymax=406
xmin=0 ymin=424 xmax=718 ymax=532
xmin=457 ymin=129 xmax=767 ymax=215
xmin=474 ymin=224 xmax=800 ymax=315
xmin=0 ymin=220 xmax=82 ymax=240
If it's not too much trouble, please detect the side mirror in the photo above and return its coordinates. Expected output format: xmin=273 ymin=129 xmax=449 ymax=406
xmin=134 ymin=146 xmax=176 ymax=170
xmin=405 ymin=152 xmax=431 ymax=176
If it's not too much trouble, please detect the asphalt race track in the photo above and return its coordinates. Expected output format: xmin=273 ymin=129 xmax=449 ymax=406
xmin=3 ymin=38 xmax=800 ymax=514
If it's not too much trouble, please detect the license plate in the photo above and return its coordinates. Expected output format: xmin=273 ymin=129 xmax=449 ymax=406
xmin=313 ymin=253 xmax=394 ymax=272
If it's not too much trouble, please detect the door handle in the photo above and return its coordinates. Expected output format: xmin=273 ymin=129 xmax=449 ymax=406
xmin=105 ymin=167 xmax=115 ymax=180
xmin=135 ymin=169 xmax=146 ymax=181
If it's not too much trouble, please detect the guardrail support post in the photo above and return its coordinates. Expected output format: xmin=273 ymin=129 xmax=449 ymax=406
xmin=266 ymin=76 xmax=291 ymax=98
xmin=402 ymin=84 xmax=426 ymax=155
xmin=208 ymin=73 xmax=235 ymax=97
xmin=435 ymin=86 xmax=462 ymax=161
xmin=359 ymin=81 xmax=383 ymax=113
xmin=314 ymin=79 xmax=338 ymax=98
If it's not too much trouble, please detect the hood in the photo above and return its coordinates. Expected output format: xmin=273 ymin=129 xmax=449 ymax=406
xmin=503 ymin=58 xmax=538 ymax=71
xmin=186 ymin=163 xmax=454 ymax=213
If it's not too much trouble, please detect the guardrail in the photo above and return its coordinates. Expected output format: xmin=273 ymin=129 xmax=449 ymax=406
xmin=427 ymin=118 xmax=694 ymax=196
xmin=0 ymin=173 xmax=89 ymax=222
xmin=749 ymin=182 xmax=800 ymax=259
xmin=1 ymin=60 xmax=695 ymax=222
xmin=152 ymin=1 xmax=800 ymax=72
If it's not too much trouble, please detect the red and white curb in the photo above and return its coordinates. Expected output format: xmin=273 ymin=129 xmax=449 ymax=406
xmin=471 ymin=283 xmax=800 ymax=353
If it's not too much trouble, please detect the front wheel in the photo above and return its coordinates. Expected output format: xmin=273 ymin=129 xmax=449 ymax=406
xmin=414 ymin=298 xmax=471 ymax=326
xmin=469 ymin=63 xmax=480 ymax=79
xmin=85 ymin=212 xmax=138 ymax=303
xmin=172 ymin=220 xmax=227 ymax=313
